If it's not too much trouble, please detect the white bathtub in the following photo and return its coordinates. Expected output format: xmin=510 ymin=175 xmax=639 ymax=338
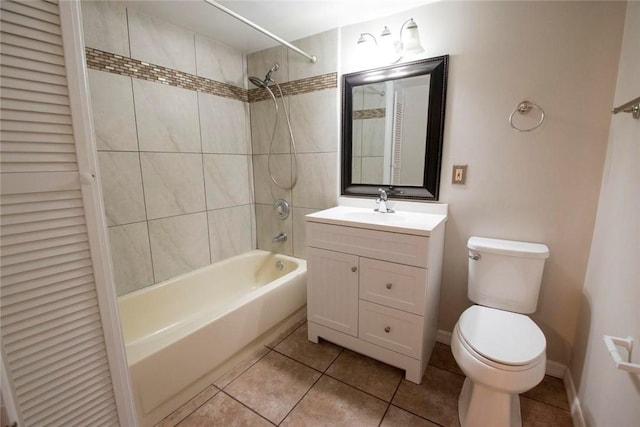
xmin=117 ymin=250 xmax=307 ymax=426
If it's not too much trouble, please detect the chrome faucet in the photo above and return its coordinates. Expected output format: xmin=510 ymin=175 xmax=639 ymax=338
xmin=375 ymin=188 xmax=394 ymax=213
xmin=272 ymin=232 xmax=287 ymax=243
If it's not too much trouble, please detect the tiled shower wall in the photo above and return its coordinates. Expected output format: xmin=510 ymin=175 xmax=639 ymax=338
xmin=82 ymin=2 xmax=340 ymax=295
xmin=82 ymin=1 xmax=254 ymax=295
xmin=248 ymin=30 xmax=339 ymax=259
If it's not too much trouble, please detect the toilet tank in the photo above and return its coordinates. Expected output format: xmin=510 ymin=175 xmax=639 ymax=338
xmin=467 ymin=236 xmax=549 ymax=314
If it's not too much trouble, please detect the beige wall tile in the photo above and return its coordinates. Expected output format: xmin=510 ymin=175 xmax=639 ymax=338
xmin=148 ymin=212 xmax=210 ymax=282
xmin=108 ymin=222 xmax=154 ymax=295
xmin=97 ymin=151 xmax=146 ymax=226
xmin=81 ymin=0 xmax=129 ymax=56
xmin=140 ymin=153 xmax=206 ymax=219
xmin=88 ymin=70 xmax=137 ymax=151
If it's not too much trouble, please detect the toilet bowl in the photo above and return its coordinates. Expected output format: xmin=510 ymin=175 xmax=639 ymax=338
xmin=453 ymin=236 xmax=550 ymax=427
xmin=451 ymin=305 xmax=546 ymax=427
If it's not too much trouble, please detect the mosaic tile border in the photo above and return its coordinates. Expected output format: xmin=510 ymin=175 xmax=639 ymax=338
xmin=85 ymin=48 xmax=337 ymax=103
xmin=85 ymin=47 xmax=248 ymax=101
xmin=247 ymin=73 xmax=338 ymax=103
xmin=353 ymin=108 xmax=386 ymax=120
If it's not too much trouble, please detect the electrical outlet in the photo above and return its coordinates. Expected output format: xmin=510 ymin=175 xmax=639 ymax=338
xmin=452 ymin=165 xmax=467 ymax=184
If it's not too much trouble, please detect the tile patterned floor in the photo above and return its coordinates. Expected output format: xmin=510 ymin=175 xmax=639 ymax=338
xmin=156 ymin=321 xmax=574 ymax=427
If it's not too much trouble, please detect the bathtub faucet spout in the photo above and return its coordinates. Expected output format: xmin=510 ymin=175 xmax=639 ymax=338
xmin=272 ymin=232 xmax=287 ymax=244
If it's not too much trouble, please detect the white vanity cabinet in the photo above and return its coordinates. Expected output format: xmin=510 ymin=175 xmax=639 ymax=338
xmin=305 ymin=206 xmax=446 ymax=383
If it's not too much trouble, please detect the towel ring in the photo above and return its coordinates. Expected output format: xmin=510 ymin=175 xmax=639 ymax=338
xmin=509 ymin=101 xmax=545 ymax=132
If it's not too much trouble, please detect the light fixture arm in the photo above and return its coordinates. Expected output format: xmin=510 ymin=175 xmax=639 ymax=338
xmin=357 ymin=32 xmax=378 ymax=46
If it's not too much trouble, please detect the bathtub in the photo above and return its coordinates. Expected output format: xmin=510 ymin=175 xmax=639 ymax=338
xmin=117 ymin=250 xmax=307 ymax=426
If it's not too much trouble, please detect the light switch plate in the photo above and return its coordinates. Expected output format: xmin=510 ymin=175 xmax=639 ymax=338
xmin=452 ymin=165 xmax=467 ymax=184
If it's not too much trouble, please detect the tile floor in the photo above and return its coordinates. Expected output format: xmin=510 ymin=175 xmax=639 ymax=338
xmin=156 ymin=320 xmax=574 ymax=427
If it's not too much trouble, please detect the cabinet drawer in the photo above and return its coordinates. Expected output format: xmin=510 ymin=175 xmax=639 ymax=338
xmin=360 ymin=258 xmax=427 ymax=315
xmin=306 ymin=222 xmax=428 ymax=268
xmin=359 ymin=300 xmax=423 ymax=358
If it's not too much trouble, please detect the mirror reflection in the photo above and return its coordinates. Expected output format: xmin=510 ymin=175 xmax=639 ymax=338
xmin=341 ymin=56 xmax=449 ymax=200
xmin=351 ymin=75 xmax=430 ymax=186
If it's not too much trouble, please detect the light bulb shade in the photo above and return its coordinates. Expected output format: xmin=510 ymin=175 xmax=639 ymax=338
xmin=401 ymin=20 xmax=424 ymax=55
xmin=357 ymin=33 xmax=377 ymax=46
xmin=380 ymin=26 xmax=392 ymax=38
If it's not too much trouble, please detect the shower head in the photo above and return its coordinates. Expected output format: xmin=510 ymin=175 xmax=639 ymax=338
xmin=249 ymin=63 xmax=280 ymax=88
xmin=249 ymin=76 xmax=267 ymax=88
xmin=264 ymin=63 xmax=279 ymax=83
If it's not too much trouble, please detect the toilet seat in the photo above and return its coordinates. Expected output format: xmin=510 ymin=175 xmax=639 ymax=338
xmin=458 ymin=306 xmax=546 ymax=367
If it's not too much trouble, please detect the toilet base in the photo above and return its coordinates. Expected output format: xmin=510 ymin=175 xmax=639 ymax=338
xmin=458 ymin=377 xmax=522 ymax=427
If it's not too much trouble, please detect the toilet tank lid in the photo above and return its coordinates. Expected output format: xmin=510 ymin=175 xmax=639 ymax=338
xmin=467 ymin=237 xmax=549 ymax=259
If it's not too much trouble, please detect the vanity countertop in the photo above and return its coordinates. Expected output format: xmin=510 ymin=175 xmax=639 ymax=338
xmin=306 ymin=206 xmax=447 ymax=237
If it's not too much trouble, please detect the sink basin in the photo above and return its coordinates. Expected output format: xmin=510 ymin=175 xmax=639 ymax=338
xmin=306 ymin=206 xmax=446 ymax=236
xmin=343 ymin=211 xmax=408 ymax=223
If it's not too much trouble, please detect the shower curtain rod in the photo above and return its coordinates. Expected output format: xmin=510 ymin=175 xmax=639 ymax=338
xmin=203 ymin=0 xmax=318 ymax=63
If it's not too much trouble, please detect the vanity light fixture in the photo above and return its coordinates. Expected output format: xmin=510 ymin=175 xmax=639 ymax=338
xmin=357 ymin=18 xmax=424 ymax=63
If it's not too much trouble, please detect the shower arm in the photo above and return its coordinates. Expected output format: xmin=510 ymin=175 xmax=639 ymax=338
xmin=203 ymin=0 xmax=318 ymax=63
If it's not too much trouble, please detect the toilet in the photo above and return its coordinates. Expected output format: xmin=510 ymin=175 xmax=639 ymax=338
xmin=451 ymin=236 xmax=550 ymax=427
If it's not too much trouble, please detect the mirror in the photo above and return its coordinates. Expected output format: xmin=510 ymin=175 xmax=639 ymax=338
xmin=341 ymin=56 xmax=448 ymax=200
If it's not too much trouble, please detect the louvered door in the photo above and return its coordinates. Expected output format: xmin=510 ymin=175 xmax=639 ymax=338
xmin=0 ymin=1 xmax=120 ymax=425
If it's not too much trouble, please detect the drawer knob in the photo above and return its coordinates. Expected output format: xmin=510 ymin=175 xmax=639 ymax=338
xmin=386 ymin=283 xmax=393 ymax=289
xmin=384 ymin=326 xmax=391 ymax=333
xmin=351 ymin=266 xmax=357 ymax=272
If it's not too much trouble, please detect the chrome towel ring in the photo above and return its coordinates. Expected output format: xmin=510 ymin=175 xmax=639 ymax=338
xmin=509 ymin=100 xmax=545 ymax=132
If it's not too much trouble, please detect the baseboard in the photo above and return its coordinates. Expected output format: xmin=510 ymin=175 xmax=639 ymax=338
xmin=436 ymin=329 xmax=567 ymax=379
xmin=545 ymin=360 xmax=566 ymax=378
xmin=564 ymin=368 xmax=586 ymax=427
xmin=436 ymin=329 xmax=452 ymax=345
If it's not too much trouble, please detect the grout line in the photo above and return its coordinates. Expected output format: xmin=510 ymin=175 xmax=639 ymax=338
xmin=428 ymin=362 xmax=466 ymax=378
xmin=388 ymin=402 xmax=448 ymax=427
xmin=125 ymin=7 xmax=132 ymax=58
xmin=264 ymin=318 xmax=307 ymax=350
xmin=127 ymin=62 xmax=156 ymax=286
xmin=221 ymin=390 xmax=277 ymax=426
xmin=321 ymin=346 xmax=344 ymax=374
xmin=321 ymin=371 xmax=395 ymax=405
xmin=520 ymin=394 xmax=573 ymax=413
xmin=106 ymin=204 xmax=253 ymax=229
xmin=98 ymin=149 xmax=253 ymax=155
xmin=218 ymin=347 xmax=274 ymax=391
xmin=195 ymin=91 xmax=212 ymax=265
xmin=165 ymin=385 xmax=220 ymax=427
xmin=275 ymin=370 xmax=324 ymax=425
xmin=378 ymin=404 xmax=391 ymax=427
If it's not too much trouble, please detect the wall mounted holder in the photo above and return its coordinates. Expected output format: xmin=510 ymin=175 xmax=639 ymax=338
xmin=603 ymin=335 xmax=640 ymax=375
xmin=509 ymin=100 xmax=545 ymax=132
xmin=612 ymin=95 xmax=640 ymax=119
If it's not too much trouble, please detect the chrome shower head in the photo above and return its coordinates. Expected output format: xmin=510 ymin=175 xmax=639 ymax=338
xmin=264 ymin=63 xmax=279 ymax=84
xmin=249 ymin=63 xmax=280 ymax=88
xmin=249 ymin=76 xmax=267 ymax=88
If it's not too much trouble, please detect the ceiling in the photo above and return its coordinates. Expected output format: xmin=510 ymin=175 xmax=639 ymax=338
xmin=123 ymin=0 xmax=435 ymax=54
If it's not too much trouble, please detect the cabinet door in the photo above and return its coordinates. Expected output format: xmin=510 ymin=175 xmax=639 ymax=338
xmin=307 ymin=247 xmax=359 ymax=336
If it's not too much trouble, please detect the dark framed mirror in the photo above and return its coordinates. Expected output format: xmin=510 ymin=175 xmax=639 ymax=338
xmin=341 ymin=55 xmax=448 ymax=200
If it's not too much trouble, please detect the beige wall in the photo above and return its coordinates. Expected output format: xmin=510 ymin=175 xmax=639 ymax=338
xmin=341 ymin=1 xmax=626 ymax=365
xmin=570 ymin=2 xmax=640 ymax=425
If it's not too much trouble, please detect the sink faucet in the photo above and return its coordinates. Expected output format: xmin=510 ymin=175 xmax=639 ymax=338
xmin=375 ymin=188 xmax=394 ymax=213
xmin=272 ymin=232 xmax=287 ymax=243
